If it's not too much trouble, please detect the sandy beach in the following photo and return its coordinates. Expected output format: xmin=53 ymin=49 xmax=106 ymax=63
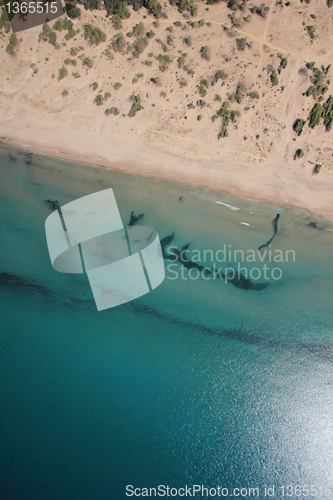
xmin=1 ymin=0 xmax=333 ymax=220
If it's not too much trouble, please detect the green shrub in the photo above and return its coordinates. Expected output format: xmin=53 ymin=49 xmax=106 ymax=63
xmin=294 ymin=149 xmax=304 ymax=159
xmin=132 ymin=36 xmax=148 ymax=57
xmin=72 ymin=72 xmax=80 ymax=78
xmin=200 ymin=45 xmax=211 ymax=60
xmin=150 ymin=76 xmax=161 ymax=85
xmin=112 ymin=15 xmax=122 ymax=29
xmin=249 ymin=3 xmax=270 ymax=17
xmin=94 ymin=94 xmax=104 ymax=106
xmin=146 ymin=29 xmax=155 ymax=38
xmin=58 ymin=66 xmax=68 ymax=81
xmin=84 ymin=24 xmax=106 ymax=45
xmin=236 ymin=37 xmax=247 ymax=51
xmin=212 ymin=69 xmax=228 ymax=83
xmin=81 ymin=56 xmax=93 ymax=68
xmin=293 ymin=118 xmax=305 ymax=135
xmin=279 ymin=57 xmax=287 ymax=70
xmin=91 ymin=82 xmax=98 ymax=91
xmin=328 ymin=0 xmax=333 ymax=7
xmin=183 ymin=36 xmax=192 ymax=46
xmin=145 ymin=0 xmax=162 ymax=18
xmin=132 ymin=22 xmax=145 ymax=37
xmin=248 ymin=91 xmax=259 ymax=99
xmin=270 ymin=70 xmax=279 ymax=86
xmin=313 ymin=163 xmax=322 ymax=174
xmin=105 ymin=107 xmax=120 ymax=115
xmin=128 ymin=94 xmax=143 ymax=117
xmin=322 ymin=95 xmax=333 ymax=131
xmin=65 ymin=3 xmax=81 ymax=18
xmin=53 ymin=19 xmax=63 ymax=31
xmin=111 ymin=33 xmax=126 ymax=52
xmin=305 ymin=25 xmax=316 ymax=40
xmin=309 ymin=103 xmax=322 ymax=128
xmin=64 ymin=58 xmax=77 ymax=65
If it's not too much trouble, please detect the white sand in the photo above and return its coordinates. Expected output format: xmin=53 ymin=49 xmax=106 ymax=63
xmin=1 ymin=0 xmax=333 ymax=220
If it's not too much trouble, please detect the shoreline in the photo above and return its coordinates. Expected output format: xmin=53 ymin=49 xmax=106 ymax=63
xmin=1 ymin=133 xmax=333 ymax=223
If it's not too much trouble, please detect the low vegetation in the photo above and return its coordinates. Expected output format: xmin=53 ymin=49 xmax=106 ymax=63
xmin=293 ymin=148 xmax=304 ymax=160
xmin=6 ymin=33 xmax=17 ymax=55
xmin=293 ymin=118 xmax=305 ymax=136
xmin=105 ymin=107 xmax=120 ymax=115
xmin=128 ymin=94 xmax=144 ymax=116
xmin=84 ymin=24 xmax=106 ymax=45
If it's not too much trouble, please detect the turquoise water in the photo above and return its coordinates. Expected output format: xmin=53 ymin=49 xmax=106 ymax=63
xmin=1 ymin=145 xmax=333 ymax=500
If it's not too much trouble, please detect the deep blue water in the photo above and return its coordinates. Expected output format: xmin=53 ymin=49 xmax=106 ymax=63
xmin=1 ymin=145 xmax=333 ymax=500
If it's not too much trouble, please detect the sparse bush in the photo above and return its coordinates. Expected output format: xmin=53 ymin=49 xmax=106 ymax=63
xmin=305 ymin=25 xmax=316 ymax=40
xmin=112 ymin=15 xmax=122 ymax=29
xmin=128 ymin=94 xmax=143 ymax=117
xmin=236 ymin=37 xmax=247 ymax=51
xmin=177 ymin=53 xmax=186 ymax=68
xmin=212 ymin=69 xmax=228 ymax=84
xmin=58 ymin=66 xmax=68 ymax=81
xmin=150 ymin=76 xmax=162 ymax=85
xmin=228 ymin=12 xmax=242 ymax=27
xmin=111 ymin=33 xmax=127 ymax=52
xmin=105 ymin=107 xmax=120 ymax=115
xmin=132 ymin=36 xmax=148 ymax=57
xmin=248 ymin=91 xmax=259 ymax=99
xmin=62 ymin=89 xmax=69 ymax=97
xmin=229 ymin=82 xmax=245 ymax=103
xmin=249 ymin=3 xmax=270 ymax=17
xmin=113 ymin=82 xmax=122 ymax=89
xmin=279 ymin=57 xmax=287 ymax=70
xmin=132 ymin=22 xmax=145 ymax=37
xmin=145 ymin=0 xmax=162 ymax=18
xmin=81 ymin=56 xmax=93 ymax=68
xmin=146 ymin=29 xmax=155 ymax=38
xmin=183 ymin=36 xmax=192 ymax=46
xmin=53 ymin=19 xmax=63 ymax=31
xmin=270 ymin=70 xmax=279 ymax=86
xmin=72 ymin=72 xmax=80 ymax=78
xmin=313 ymin=163 xmax=322 ymax=174
xmin=64 ymin=58 xmax=77 ymax=66
xmin=200 ymin=45 xmax=211 ymax=60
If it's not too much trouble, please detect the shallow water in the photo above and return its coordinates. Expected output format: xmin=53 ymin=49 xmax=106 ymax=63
xmin=1 ymin=145 xmax=333 ymax=500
